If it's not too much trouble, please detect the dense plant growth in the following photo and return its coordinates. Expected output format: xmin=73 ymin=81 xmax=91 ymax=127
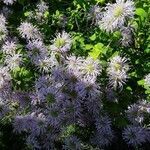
xmin=0 ymin=0 xmax=150 ymax=149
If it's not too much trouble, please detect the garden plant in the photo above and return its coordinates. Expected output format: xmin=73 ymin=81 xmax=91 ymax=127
xmin=0 ymin=0 xmax=150 ymax=149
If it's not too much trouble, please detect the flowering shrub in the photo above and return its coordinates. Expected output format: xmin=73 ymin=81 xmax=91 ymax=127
xmin=0 ymin=0 xmax=150 ymax=149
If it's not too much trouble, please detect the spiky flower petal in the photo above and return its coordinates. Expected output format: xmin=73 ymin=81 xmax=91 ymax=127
xmin=18 ymin=22 xmax=42 ymax=40
xmin=123 ymin=125 xmax=147 ymax=147
xmin=0 ymin=14 xmax=7 ymax=41
xmin=88 ymin=5 xmax=103 ymax=25
xmin=107 ymin=56 xmax=129 ymax=90
xmin=120 ymin=26 xmax=133 ymax=47
xmin=99 ymin=0 xmax=135 ymax=32
xmin=79 ymin=57 xmax=101 ymax=82
xmin=50 ymin=31 xmax=72 ymax=53
xmin=5 ymin=53 xmax=22 ymax=70
xmin=2 ymin=40 xmax=17 ymax=55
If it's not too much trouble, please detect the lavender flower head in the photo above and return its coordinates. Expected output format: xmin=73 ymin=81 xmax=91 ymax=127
xmin=88 ymin=5 xmax=103 ymax=25
xmin=0 ymin=66 xmax=11 ymax=89
xmin=2 ymin=40 xmax=17 ymax=55
xmin=107 ymin=55 xmax=129 ymax=90
xmin=36 ymin=53 xmax=59 ymax=73
xmin=65 ymin=55 xmax=83 ymax=77
xmin=91 ymin=118 xmax=114 ymax=149
xmin=79 ymin=57 xmax=101 ymax=82
xmin=35 ymin=1 xmax=49 ymax=22
xmin=50 ymin=31 xmax=72 ymax=53
xmin=37 ymin=1 xmax=48 ymax=13
xmin=26 ymin=39 xmax=48 ymax=62
xmin=122 ymin=125 xmax=147 ymax=147
xmin=18 ymin=22 xmax=42 ymax=40
xmin=5 ymin=53 xmax=22 ymax=70
xmin=99 ymin=0 xmax=135 ymax=32
xmin=26 ymin=39 xmax=47 ymax=55
xmin=120 ymin=26 xmax=133 ymax=47
xmin=0 ymin=14 xmax=7 ymax=41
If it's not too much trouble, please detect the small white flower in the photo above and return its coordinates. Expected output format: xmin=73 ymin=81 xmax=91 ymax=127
xmin=0 ymin=14 xmax=7 ymax=41
xmin=107 ymin=55 xmax=129 ymax=90
xmin=88 ymin=5 xmax=103 ymax=25
xmin=26 ymin=39 xmax=58 ymax=72
xmin=35 ymin=55 xmax=58 ymax=73
xmin=144 ymin=73 xmax=150 ymax=86
xmin=50 ymin=31 xmax=72 ymax=53
xmin=79 ymin=57 xmax=101 ymax=82
xmin=26 ymin=39 xmax=48 ymax=59
xmin=65 ymin=56 xmax=101 ymax=82
xmin=18 ymin=22 xmax=42 ymax=40
xmin=120 ymin=26 xmax=133 ymax=47
xmin=37 ymin=1 xmax=48 ymax=13
xmin=2 ymin=40 xmax=17 ymax=55
xmin=0 ymin=66 xmax=11 ymax=89
xmin=99 ymin=0 xmax=135 ymax=32
xmin=65 ymin=55 xmax=83 ymax=77
xmin=3 ymin=0 xmax=16 ymax=5
xmin=5 ymin=53 xmax=22 ymax=70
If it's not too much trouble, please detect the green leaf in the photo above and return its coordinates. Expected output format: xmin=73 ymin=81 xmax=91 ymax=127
xmin=135 ymin=8 xmax=148 ymax=21
xmin=110 ymin=51 xmax=119 ymax=58
xmin=129 ymin=71 xmax=138 ymax=78
xmin=126 ymin=86 xmax=132 ymax=91
xmin=89 ymin=43 xmax=104 ymax=59
xmin=24 ymin=11 xmax=31 ymax=17
xmin=113 ymin=31 xmax=121 ymax=39
xmin=145 ymin=48 xmax=150 ymax=54
xmin=89 ymin=33 xmax=96 ymax=41
xmin=85 ymin=44 xmax=93 ymax=50
xmin=96 ymin=0 xmax=105 ymax=4
xmin=137 ymin=79 xmax=145 ymax=86
xmin=44 ymin=11 xmax=49 ymax=18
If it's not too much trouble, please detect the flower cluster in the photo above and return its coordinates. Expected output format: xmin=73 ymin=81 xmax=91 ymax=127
xmin=0 ymin=0 xmax=150 ymax=149
xmin=10 ymin=29 xmax=106 ymax=148
xmin=2 ymin=40 xmax=22 ymax=70
xmin=126 ymin=100 xmax=150 ymax=124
